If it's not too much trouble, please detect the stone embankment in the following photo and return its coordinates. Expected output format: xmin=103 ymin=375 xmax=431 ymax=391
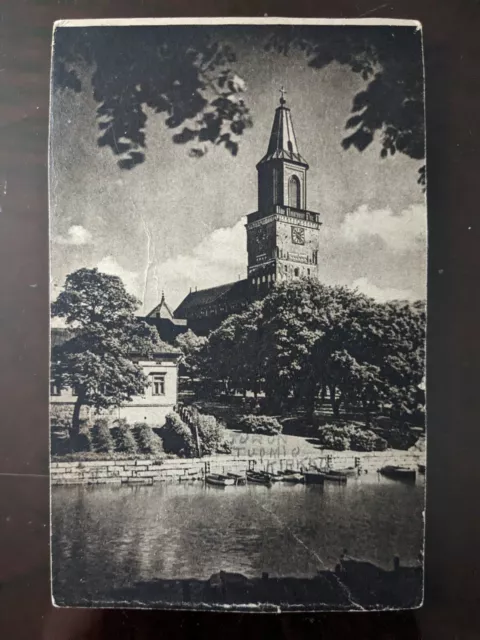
xmin=51 ymin=449 xmax=424 ymax=486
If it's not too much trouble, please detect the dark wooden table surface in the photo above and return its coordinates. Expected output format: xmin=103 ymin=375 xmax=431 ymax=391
xmin=0 ymin=1 xmax=479 ymax=637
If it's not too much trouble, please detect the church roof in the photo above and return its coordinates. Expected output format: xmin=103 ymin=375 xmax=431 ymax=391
xmin=257 ymin=94 xmax=308 ymax=168
xmin=146 ymin=292 xmax=175 ymax=320
xmin=174 ymin=280 xmax=249 ymax=318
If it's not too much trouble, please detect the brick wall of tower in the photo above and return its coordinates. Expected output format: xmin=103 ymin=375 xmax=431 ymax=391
xmin=275 ymin=218 xmax=320 ymax=280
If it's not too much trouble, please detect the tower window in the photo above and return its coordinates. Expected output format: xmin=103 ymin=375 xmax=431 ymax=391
xmin=287 ymin=141 xmax=293 ymax=154
xmin=288 ymin=175 xmax=301 ymax=208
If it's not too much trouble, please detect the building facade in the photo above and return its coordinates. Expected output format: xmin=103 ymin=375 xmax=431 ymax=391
xmin=50 ymin=329 xmax=181 ymax=426
xmin=171 ymin=93 xmax=322 ymax=335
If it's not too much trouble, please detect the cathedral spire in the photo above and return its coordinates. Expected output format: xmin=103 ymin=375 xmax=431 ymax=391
xmin=257 ymin=90 xmax=308 ymax=168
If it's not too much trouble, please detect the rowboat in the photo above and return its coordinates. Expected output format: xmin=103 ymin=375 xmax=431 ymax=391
xmin=226 ymin=472 xmax=247 ymax=485
xmin=279 ymin=471 xmax=305 ymax=483
xmin=320 ymin=471 xmax=348 ymax=483
xmin=303 ymin=471 xmax=325 ymax=484
xmin=310 ymin=468 xmax=348 ymax=483
xmin=329 ymin=467 xmax=358 ymax=477
xmin=205 ymin=474 xmax=235 ymax=487
xmin=246 ymin=470 xmax=272 ymax=486
xmin=379 ymin=465 xmax=416 ymax=480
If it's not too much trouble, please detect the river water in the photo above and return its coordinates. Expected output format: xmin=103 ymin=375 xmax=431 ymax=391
xmin=52 ymin=474 xmax=424 ymax=604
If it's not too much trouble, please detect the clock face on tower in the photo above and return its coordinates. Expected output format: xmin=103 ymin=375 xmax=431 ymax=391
xmin=292 ymin=226 xmax=305 ymax=245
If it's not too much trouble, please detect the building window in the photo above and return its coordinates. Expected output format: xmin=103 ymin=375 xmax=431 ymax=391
xmin=307 ymin=268 xmax=311 ymax=276
xmin=288 ymin=175 xmax=301 ymax=208
xmin=50 ymin=381 xmax=61 ymax=396
xmin=294 ymin=268 xmax=300 ymax=277
xmin=151 ymin=374 xmax=166 ymax=396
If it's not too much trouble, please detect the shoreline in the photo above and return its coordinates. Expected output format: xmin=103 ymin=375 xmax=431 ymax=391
xmin=51 ymin=448 xmax=425 ymax=485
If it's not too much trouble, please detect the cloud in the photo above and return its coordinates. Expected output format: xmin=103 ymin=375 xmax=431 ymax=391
xmin=341 ymin=204 xmax=426 ymax=253
xmin=96 ymin=256 xmax=140 ymax=297
xmin=351 ymin=277 xmax=417 ymax=302
xmin=147 ymin=219 xmax=247 ymax=310
xmin=56 ymin=225 xmax=93 ymax=246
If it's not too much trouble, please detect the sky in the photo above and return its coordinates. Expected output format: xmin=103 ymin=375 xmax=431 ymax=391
xmin=50 ymin=24 xmax=426 ymax=315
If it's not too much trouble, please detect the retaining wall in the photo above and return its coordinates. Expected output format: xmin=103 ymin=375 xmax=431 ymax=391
xmin=51 ymin=449 xmax=424 ymax=486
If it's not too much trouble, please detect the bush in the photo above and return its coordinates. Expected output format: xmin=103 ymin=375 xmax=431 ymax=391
xmin=71 ymin=430 xmax=93 ymax=453
xmin=317 ymin=424 xmax=388 ymax=452
xmin=379 ymin=427 xmax=418 ymax=450
xmin=237 ymin=414 xmax=283 ymax=436
xmin=91 ymin=419 xmax=114 ymax=453
xmin=350 ymin=429 xmax=387 ymax=452
xmin=195 ymin=414 xmax=231 ymax=455
xmin=132 ymin=422 xmax=164 ymax=456
xmin=112 ymin=420 xmax=138 ymax=454
xmin=319 ymin=430 xmax=350 ymax=451
xmin=162 ymin=412 xmax=195 ymax=457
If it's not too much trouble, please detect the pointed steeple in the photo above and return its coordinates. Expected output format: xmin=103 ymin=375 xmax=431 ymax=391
xmin=146 ymin=291 xmax=175 ymax=320
xmin=257 ymin=89 xmax=308 ymax=168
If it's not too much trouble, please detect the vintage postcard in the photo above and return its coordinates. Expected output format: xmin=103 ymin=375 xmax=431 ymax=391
xmin=49 ymin=17 xmax=426 ymax=611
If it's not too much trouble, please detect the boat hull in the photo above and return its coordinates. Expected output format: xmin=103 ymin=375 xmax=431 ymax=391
xmin=205 ymin=474 xmax=235 ymax=487
xmin=303 ymin=472 xmax=325 ymax=484
xmin=379 ymin=466 xmax=416 ymax=480
xmin=246 ymin=472 xmax=272 ymax=486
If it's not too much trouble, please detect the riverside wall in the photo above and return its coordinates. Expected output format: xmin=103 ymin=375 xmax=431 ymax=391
xmin=51 ymin=449 xmax=425 ymax=486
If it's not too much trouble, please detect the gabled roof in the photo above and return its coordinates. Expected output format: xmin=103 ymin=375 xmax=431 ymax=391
xmin=146 ymin=292 xmax=175 ymax=320
xmin=175 ymin=280 xmax=249 ymax=317
xmin=257 ymin=96 xmax=308 ymax=168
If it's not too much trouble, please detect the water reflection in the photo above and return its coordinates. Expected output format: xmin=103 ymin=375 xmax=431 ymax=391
xmin=52 ymin=473 xmax=424 ymax=603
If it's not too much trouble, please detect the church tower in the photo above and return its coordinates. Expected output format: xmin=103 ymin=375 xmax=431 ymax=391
xmin=246 ymin=90 xmax=322 ymax=294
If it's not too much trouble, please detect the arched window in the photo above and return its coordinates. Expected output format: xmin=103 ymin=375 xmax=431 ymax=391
xmin=288 ymin=175 xmax=301 ymax=208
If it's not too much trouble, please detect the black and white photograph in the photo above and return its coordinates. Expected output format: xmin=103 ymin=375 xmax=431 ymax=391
xmin=49 ymin=17 xmax=427 ymax=612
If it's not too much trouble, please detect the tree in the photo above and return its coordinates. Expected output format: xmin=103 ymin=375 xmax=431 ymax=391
xmin=204 ymin=302 xmax=264 ymax=397
xmin=51 ymin=268 xmax=164 ymax=436
xmin=174 ymin=329 xmax=208 ymax=381
xmin=261 ymin=279 xmax=369 ymax=418
xmin=53 ymin=27 xmax=252 ymax=169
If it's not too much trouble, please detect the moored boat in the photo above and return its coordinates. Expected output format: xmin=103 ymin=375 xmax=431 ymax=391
xmin=280 ymin=471 xmax=305 ymax=483
xmin=303 ymin=471 xmax=325 ymax=484
xmin=205 ymin=474 xmax=235 ymax=487
xmin=379 ymin=465 xmax=416 ymax=480
xmin=246 ymin=470 xmax=272 ymax=486
xmin=329 ymin=467 xmax=358 ymax=477
xmin=310 ymin=468 xmax=348 ymax=483
xmin=226 ymin=472 xmax=247 ymax=485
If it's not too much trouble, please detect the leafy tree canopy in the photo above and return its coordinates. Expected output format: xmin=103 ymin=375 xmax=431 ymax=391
xmin=53 ymin=27 xmax=252 ymax=168
xmin=53 ymin=25 xmax=424 ymax=182
xmin=190 ymin=278 xmax=426 ymax=426
xmin=51 ymin=268 xmax=166 ymax=433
